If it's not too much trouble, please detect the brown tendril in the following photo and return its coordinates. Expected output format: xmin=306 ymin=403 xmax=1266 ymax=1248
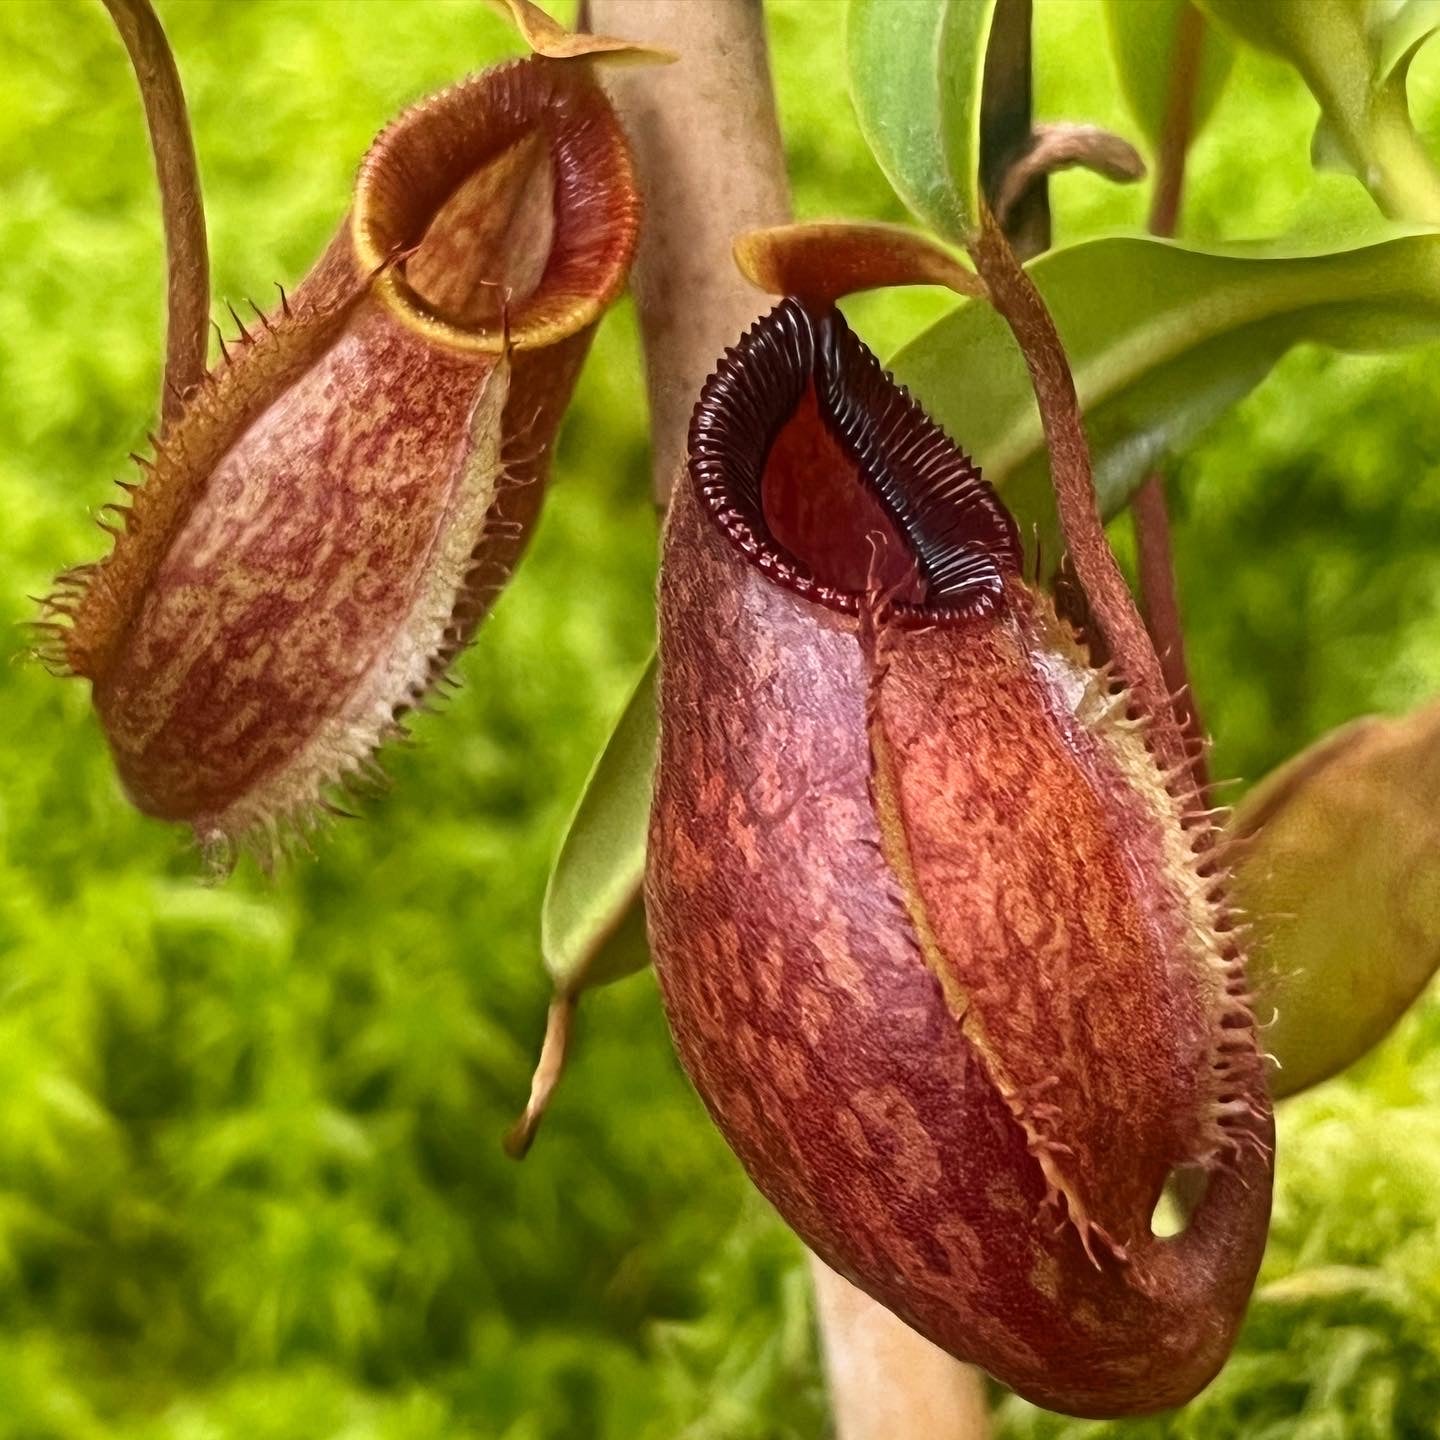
xmin=101 ymin=0 xmax=209 ymax=426
xmin=966 ymin=206 xmax=1190 ymax=780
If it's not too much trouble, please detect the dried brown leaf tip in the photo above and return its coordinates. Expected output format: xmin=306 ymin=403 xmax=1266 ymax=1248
xmin=491 ymin=0 xmax=678 ymax=64
xmin=42 ymin=58 xmax=638 ymax=863
xmin=647 ymin=299 xmax=1274 ymax=1418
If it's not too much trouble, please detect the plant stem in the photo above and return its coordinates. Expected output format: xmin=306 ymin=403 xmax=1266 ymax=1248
xmin=101 ymin=0 xmax=209 ymax=426
xmin=589 ymin=0 xmax=790 ymax=505
xmin=1314 ymin=63 xmax=1440 ymax=225
xmin=1146 ymin=1 xmax=1204 ymax=238
xmin=1133 ymin=0 xmax=1209 ymax=798
xmin=590 ymin=3 xmax=988 ymax=1433
xmin=1361 ymin=95 xmax=1440 ymax=224
xmin=502 ymin=997 xmax=573 ymax=1159
xmin=810 ymin=1258 xmax=990 ymax=1440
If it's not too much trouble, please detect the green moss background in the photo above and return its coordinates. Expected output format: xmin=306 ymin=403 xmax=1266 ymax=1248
xmin=2 ymin=1 xmax=1439 ymax=1435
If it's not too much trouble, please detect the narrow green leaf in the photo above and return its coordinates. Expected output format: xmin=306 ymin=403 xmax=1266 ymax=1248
xmin=512 ymin=659 xmax=656 ymax=1155
xmin=1102 ymin=0 xmax=1234 ymax=152
xmin=846 ymin=0 xmax=998 ymax=242
xmin=1198 ymin=0 xmax=1440 ymax=221
xmin=1231 ymin=701 xmax=1440 ymax=1098
xmin=889 ymin=232 xmax=1440 ymax=562
xmin=540 ymin=656 xmax=655 ymax=997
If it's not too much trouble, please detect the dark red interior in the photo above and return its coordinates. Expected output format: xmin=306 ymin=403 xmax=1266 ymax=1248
xmin=688 ymin=299 xmax=1020 ymax=627
xmin=761 ymin=384 xmax=928 ymax=605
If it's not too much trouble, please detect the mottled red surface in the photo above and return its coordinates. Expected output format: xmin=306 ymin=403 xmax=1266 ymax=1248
xmin=762 ymin=384 xmax=924 ymax=603
xmin=648 ymin=363 xmax=1273 ymax=1415
xmin=56 ymin=58 xmax=637 ymax=847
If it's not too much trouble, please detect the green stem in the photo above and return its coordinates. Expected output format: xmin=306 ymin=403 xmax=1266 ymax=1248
xmin=1293 ymin=14 xmax=1440 ymax=225
xmin=1350 ymin=86 xmax=1440 ymax=224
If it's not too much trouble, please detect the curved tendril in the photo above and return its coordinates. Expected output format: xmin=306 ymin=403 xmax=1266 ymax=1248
xmin=101 ymin=0 xmax=210 ymax=425
xmin=965 ymin=206 xmax=1191 ymax=785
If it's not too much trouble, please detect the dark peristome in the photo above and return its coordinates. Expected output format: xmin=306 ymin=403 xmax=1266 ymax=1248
xmin=688 ymin=298 xmax=1022 ymax=624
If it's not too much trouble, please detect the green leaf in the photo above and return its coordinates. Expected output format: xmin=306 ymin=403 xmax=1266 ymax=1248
xmin=1198 ymin=0 xmax=1440 ymax=221
xmin=1230 ymin=701 xmax=1440 ymax=1098
xmin=1374 ymin=0 xmax=1440 ymax=82
xmin=846 ymin=0 xmax=998 ymax=242
xmin=1102 ymin=0 xmax=1235 ymax=152
xmin=888 ymin=231 xmax=1440 ymax=563
xmin=511 ymin=658 xmax=656 ymax=1155
xmin=540 ymin=656 xmax=656 ymax=997
xmin=1201 ymin=0 xmax=1439 ymax=89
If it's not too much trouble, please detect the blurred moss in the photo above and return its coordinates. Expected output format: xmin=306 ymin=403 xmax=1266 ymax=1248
xmin=0 ymin=1 xmax=1437 ymax=1436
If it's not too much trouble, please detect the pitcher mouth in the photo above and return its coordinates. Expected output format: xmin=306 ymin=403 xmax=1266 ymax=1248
xmin=688 ymin=299 xmax=1022 ymax=626
xmin=354 ymin=57 xmax=639 ymax=352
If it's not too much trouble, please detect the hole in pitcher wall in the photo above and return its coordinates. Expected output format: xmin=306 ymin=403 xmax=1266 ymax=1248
xmin=1151 ymin=1164 xmax=1210 ymax=1239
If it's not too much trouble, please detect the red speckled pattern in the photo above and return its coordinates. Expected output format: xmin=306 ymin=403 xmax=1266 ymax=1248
xmin=871 ymin=611 xmax=1219 ymax=1256
xmin=59 ymin=58 xmax=636 ymax=845
xmin=648 ymin=483 xmax=1273 ymax=1418
xmin=96 ymin=301 xmax=492 ymax=823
